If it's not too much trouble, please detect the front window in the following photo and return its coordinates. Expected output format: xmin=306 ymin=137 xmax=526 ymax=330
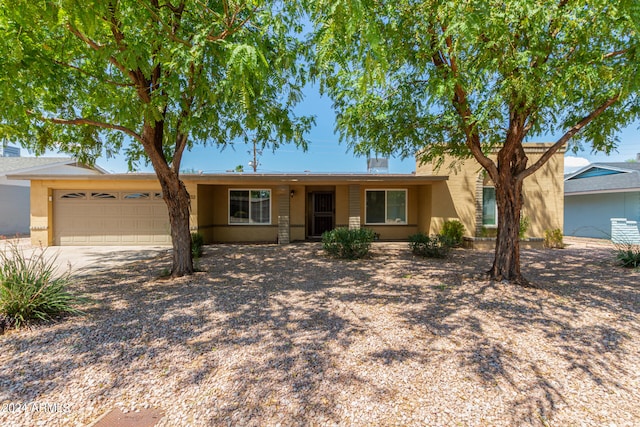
xmin=229 ymin=189 xmax=271 ymax=224
xmin=365 ymin=189 xmax=407 ymax=224
xmin=482 ymin=187 xmax=497 ymax=226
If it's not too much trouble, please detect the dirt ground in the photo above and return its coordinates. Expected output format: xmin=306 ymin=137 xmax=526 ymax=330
xmin=1 ymin=241 xmax=638 ymax=426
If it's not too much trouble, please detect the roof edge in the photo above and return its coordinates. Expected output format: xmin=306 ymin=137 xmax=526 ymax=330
xmin=565 ymin=187 xmax=640 ymax=196
xmin=564 ymin=163 xmax=635 ymax=181
xmin=1 ymin=158 xmax=106 ymax=177
xmin=7 ymin=172 xmax=449 ymax=183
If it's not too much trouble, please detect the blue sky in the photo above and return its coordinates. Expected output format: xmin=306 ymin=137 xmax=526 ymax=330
xmin=31 ymin=84 xmax=639 ymax=174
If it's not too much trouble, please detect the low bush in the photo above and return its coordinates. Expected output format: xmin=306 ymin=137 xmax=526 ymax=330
xmin=409 ymin=233 xmax=452 ymax=258
xmin=544 ymin=228 xmax=564 ymax=249
xmin=480 ymin=227 xmax=497 ymax=238
xmin=519 ymin=216 xmax=531 ymax=240
xmin=322 ymin=227 xmax=375 ymax=259
xmin=191 ymin=232 xmax=204 ymax=258
xmin=0 ymin=243 xmax=83 ymax=329
xmin=614 ymin=243 xmax=640 ymax=269
xmin=440 ymin=220 xmax=465 ymax=246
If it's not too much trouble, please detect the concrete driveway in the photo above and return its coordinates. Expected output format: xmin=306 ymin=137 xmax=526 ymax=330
xmin=0 ymin=238 xmax=171 ymax=277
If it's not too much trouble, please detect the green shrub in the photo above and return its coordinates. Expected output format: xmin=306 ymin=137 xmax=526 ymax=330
xmin=481 ymin=227 xmax=497 ymax=238
xmin=544 ymin=228 xmax=564 ymax=249
xmin=440 ymin=220 xmax=465 ymax=246
xmin=614 ymin=243 xmax=640 ymax=269
xmin=409 ymin=233 xmax=452 ymax=258
xmin=322 ymin=227 xmax=375 ymax=259
xmin=0 ymin=243 xmax=83 ymax=329
xmin=191 ymin=232 xmax=204 ymax=258
xmin=519 ymin=215 xmax=530 ymax=240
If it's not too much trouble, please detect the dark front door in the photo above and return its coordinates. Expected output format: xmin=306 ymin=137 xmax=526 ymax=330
xmin=310 ymin=191 xmax=335 ymax=237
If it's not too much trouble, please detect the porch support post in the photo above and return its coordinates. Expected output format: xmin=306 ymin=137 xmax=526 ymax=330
xmin=348 ymin=184 xmax=361 ymax=229
xmin=475 ymin=174 xmax=484 ymax=237
xmin=277 ymin=185 xmax=290 ymax=244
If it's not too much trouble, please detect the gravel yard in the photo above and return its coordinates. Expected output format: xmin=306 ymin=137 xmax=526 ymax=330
xmin=1 ymin=241 xmax=639 ymax=426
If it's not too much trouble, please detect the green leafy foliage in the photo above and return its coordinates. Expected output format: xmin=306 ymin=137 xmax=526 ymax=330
xmin=0 ymin=243 xmax=83 ymax=329
xmin=440 ymin=220 xmax=465 ymax=246
xmin=191 ymin=232 xmax=204 ymax=259
xmin=481 ymin=227 xmax=498 ymax=238
xmin=0 ymin=0 xmax=313 ymax=166
xmin=519 ymin=216 xmax=531 ymax=240
xmin=322 ymin=228 xmax=375 ymax=259
xmin=409 ymin=233 xmax=452 ymax=258
xmin=309 ymin=0 xmax=640 ymax=281
xmin=614 ymin=243 xmax=640 ymax=269
xmin=544 ymin=229 xmax=564 ymax=249
xmin=0 ymin=1 xmax=313 ymax=276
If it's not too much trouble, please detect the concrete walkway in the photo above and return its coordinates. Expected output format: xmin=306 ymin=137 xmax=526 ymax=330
xmin=0 ymin=238 xmax=171 ymax=277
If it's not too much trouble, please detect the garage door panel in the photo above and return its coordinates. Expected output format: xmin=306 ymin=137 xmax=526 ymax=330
xmin=54 ymin=190 xmax=172 ymax=246
xmin=136 ymin=235 xmax=154 ymax=244
xmin=88 ymin=235 xmax=106 ymax=244
xmin=120 ymin=234 xmax=137 ymax=244
xmin=60 ymin=234 xmax=89 ymax=245
xmin=135 ymin=218 xmax=155 ymax=229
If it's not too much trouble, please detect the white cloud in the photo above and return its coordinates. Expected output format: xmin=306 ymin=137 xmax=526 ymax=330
xmin=564 ymin=156 xmax=590 ymax=173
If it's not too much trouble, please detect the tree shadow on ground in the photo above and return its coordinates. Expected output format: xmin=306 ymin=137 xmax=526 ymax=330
xmin=0 ymin=243 xmax=638 ymax=426
xmin=395 ymin=246 xmax=638 ymax=425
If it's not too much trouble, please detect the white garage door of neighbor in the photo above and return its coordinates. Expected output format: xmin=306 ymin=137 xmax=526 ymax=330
xmin=53 ymin=190 xmax=172 ymax=245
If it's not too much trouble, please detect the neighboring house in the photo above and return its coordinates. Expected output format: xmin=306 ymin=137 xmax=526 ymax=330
xmin=0 ymin=155 xmax=105 ymax=237
xmin=564 ymin=161 xmax=640 ymax=239
xmin=10 ymin=143 xmax=564 ymax=246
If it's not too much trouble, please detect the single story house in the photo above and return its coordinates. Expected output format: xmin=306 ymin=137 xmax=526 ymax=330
xmin=565 ymin=161 xmax=640 ymax=239
xmin=9 ymin=143 xmax=564 ymax=246
xmin=0 ymin=155 xmax=104 ymax=236
xmin=417 ymin=143 xmax=565 ymax=240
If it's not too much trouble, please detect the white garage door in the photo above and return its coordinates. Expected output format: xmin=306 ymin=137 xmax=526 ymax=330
xmin=53 ymin=190 xmax=171 ymax=245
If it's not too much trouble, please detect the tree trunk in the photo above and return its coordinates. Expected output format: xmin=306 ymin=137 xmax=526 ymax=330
xmin=488 ymin=174 xmax=524 ymax=283
xmin=157 ymin=170 xmax=194 ymax=277
xmin=142 ymin=121 xmax=194 ymax=277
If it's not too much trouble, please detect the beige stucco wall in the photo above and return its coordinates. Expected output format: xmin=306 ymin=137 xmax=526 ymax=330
xmin=29 ymin=178 xmax=198 ymax=246
xmin=521 ymin=150 xmax=564 ymax=237
xmin=196 ymin=182 xmax=434 ymax=242
xmin=290 ymin=185 xmax=306 ymax=241
xmin=30 ymin=176 xmax=442 ymax=246
xmin=417 ymin=185 xmax=433 ymax=234
xmin=416 ymin=143 xmax=564 ymax=237
xmin=197 ymin=184 xmax=288 ymax=243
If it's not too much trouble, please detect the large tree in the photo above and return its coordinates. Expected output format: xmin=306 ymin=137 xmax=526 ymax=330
xmin=0 ymin=0 xmax=311 ymax=276
xmin=310 ymin=0 xmax=640 ymax=284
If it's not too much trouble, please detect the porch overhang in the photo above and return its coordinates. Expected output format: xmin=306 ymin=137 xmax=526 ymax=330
xmin=8 ymin=172 xmax=449 ymax=185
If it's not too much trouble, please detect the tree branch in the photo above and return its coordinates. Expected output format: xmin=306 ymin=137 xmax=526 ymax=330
xmin=206 ymin=4 xmax=257 ymax=42
xmin=66 ymin=23 xmax=149 ymax=101
xmin=602 ymin=48 xmax=630 ymax=60
xmin=172 ymin=131 xmax=188 ymax=174
xmin=429 ymin=30 xmax=497 ymax=179
xmin=105 ymin=1 xmax=152 ymax=103
xmin=530 ymin=0 xmax=570 ymax=68
xmin=518 ymin=93 xmax=620 ymax=182
xmin=52 ymin=60 xmax=134 ymax=88
xmin=66 ymin=23 xmax=104 ymax=51
xmin=27 ymin=111 xmax=143 ymax=144
xmin=141 ymin=1 xmax=192 ymax=47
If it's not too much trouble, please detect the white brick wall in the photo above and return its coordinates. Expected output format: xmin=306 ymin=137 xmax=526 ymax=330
xmin=611 ymin=218 xmax=640 ymax=245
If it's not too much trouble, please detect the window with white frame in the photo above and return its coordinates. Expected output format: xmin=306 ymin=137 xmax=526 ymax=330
xmin=229 ymin=189 xmax=271 ymax=224
xmin=482 ymin=186 xmax=497 ymax=226
xmin=365 ymin=189 xmax=407 ymax=224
